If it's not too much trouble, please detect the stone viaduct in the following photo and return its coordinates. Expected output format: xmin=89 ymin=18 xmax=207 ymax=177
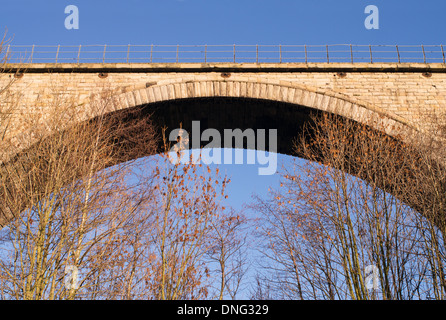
xmin=1 ymin=62 xmax=446 ymax=225
xmin=3 ymin=62 xmax=445 ymax=139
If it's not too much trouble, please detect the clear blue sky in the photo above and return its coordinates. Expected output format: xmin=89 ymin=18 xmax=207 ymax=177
xmin=1 ymin=0 xmax=445 ymax=209
xmin=1 ymin=0 xmax=445 ymax=45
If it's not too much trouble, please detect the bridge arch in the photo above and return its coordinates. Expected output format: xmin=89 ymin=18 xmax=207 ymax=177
xmin=0 ymin=78 xmax=421 ymax=227
xmin=88 ymin=78 xmax=415 ymax=141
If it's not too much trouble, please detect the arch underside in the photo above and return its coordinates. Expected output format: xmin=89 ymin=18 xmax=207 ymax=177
xmin=116 ymin=96 xmax=444 ymax=228
xmin=93 ymin=78 xmax=415 ymax=159
xmin=134 ymin=97 xmax=311 ymax=155
xmin=107 ymin=79 xmax=413 ymax=140
xmin=0 ymin=80 xmax=420 ymax=227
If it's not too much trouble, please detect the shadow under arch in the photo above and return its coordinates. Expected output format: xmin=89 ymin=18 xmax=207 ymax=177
xmin=0 ymin=80 xmax=427 ymax=228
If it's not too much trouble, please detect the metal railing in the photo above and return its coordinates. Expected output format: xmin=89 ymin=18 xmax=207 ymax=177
xmin=2 ymin=44 xmax=445 ymax=64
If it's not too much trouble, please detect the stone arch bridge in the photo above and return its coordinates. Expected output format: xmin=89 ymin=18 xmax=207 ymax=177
xmin=1 ymin=62 xmax=446 ymax=226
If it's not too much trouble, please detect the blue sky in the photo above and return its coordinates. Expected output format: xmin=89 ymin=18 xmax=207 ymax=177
xmin=1 ymin=0 xmax=445 ymax=45
xmin=1 ymin=0 xmax=445 ymax=211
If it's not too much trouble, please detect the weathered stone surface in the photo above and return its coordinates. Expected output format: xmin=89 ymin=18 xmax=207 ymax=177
xmin=1 ymin=62 xmax=445 ymax=159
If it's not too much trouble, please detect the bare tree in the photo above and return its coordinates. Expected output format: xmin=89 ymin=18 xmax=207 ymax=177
xmin=0 ymin=77 xmax=159 ymax=299
xmin=253 ymin=112 xmax=446 ymax=300
xmin=0 ymin=30 xmax=20 ymax=145
xmin=0 ymin=87 xmax=248 ymax=300
xmin=129 ymin=132 xmax=248 ymax=300
xmin=205 ymin=207 xmax=249 ymax=299
xmin=0 ymin=36 xmax=248 ymax=300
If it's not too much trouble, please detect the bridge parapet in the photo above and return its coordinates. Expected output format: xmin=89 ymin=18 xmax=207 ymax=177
xmin=2 ymin=62 xmax=445 ymax=133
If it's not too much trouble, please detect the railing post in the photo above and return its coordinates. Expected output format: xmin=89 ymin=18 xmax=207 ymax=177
xmin=326 ymin=45 xmax=329 ymax=63
xmin=305 ymin=45 xmax=307 ymax=64
xmin=442 ymin=45 xmax=445 ymax=64
xmin=233 ymin=44 xmax=236 ymax=63
xmin=396 ymin=45 xmax=400 ymax=63
xmin=256 ymin=44 xmax=259 ymax=63
xmin=102 ymin=44 xmax=107 ymax=63
xmin=350 ymin=44 xmax=353 ymax=63
xmin=422 ymin=45 xmax=426 ymax=63
xmin=176 ymin=44 xmax=179 ymax=63
xmin=150 ymin=44 xmax=153 ymax=63
xmin=127 ymin=44 xmax=130 ymax=63
xmin=77 ymin=45 xmax=81 ymax=63
xmin=204 ymin=44 xmax=207 ymax=63
xmin=6 ymin=44 xmax=10 ymax=61
xmin=369 ymin=45 xmax=373 ymax=63
xmin=30 ymin=44 xmax=35 ymax=63
xmin=55 ymin=45 xmax=60 ymax=63
xmin=279 ymin=44 xmax=282 ymax=63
